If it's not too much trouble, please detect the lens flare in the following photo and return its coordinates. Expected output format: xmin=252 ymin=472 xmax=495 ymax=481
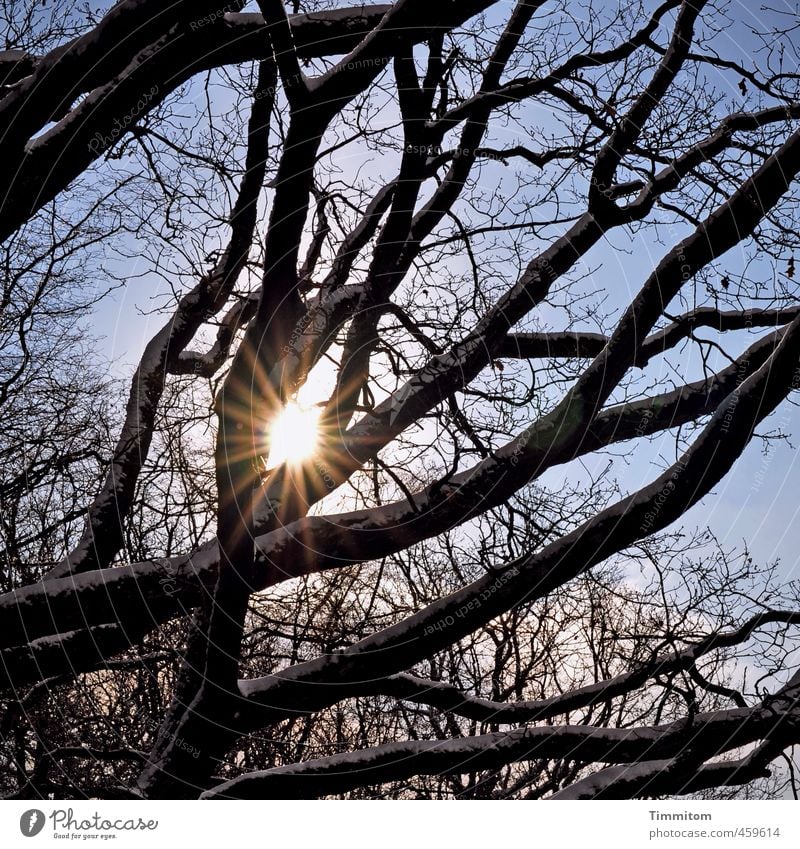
xmin=266 ymin=402 xmax=321 ymax=468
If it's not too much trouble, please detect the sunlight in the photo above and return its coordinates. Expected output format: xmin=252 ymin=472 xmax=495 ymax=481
xmin=266 ymin=402 xmax=321 ymax=468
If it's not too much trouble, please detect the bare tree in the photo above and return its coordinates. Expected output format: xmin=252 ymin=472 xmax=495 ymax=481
xmin=2 ymin=0 xmax=800 ymax=800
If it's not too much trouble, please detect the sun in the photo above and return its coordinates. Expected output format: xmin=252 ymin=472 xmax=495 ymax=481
xmin=266 ymin=402 xmax=321 ymax=468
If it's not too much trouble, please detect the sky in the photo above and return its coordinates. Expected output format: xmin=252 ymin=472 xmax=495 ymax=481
xmin=85 ymin=0 xmax=800 ymax=584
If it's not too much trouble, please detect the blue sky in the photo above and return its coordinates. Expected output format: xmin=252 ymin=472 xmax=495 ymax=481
xmin=87 ymin=0 xmax=800 ymax=582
